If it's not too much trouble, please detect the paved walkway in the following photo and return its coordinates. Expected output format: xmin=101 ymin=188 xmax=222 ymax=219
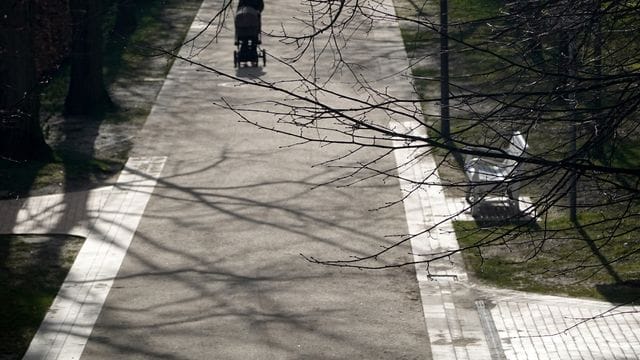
xmin=2 ymin=0 xmax=640 ymax=359
xmin=393 ymin=123 xmax=640 ymax=359
xmin=16 ymin=157 xmax=166 ymax=360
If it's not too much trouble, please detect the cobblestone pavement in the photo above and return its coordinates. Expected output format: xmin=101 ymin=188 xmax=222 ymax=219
xmin=483 ymin=290 xmax=640 ymax=360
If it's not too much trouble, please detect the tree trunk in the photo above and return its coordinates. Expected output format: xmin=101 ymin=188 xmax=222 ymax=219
xmin=113 ymin=0 xmax=138 ymax=37
xmin=0 ymin=0 xmax=50 ymax=160
xmin=64 ymin=0 xmax=113 ymax=116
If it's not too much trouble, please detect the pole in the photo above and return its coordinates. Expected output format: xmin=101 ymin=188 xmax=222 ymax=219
xmin=440 ymin=0 xmax=450 ymax=141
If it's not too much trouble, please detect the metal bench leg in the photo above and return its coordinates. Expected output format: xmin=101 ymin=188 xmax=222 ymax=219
xmin=507 ymin=189 xmax=520 ymax=215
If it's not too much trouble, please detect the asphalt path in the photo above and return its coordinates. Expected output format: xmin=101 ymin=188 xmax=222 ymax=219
xmin=81 ymin=0 xmax=432 ymax=359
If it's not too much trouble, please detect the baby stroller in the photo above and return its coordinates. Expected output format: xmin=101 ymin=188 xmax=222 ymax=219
xmin=234 ymin=6 xmax=266 ymax=67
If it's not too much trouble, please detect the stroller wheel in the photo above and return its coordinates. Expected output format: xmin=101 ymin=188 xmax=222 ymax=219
xmin=262 ymin=49 xmax=266 ymax=66
xmin=233 ymin=50 xmax=238 ymax=68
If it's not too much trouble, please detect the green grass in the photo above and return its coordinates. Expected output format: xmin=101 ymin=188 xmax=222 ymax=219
xmin=454 ymin=217 xmax=640 ymax=303
xmin=397 ymin=0 xmax=514 ymax=111
xmin=103 ymin=0 xmax=195 ymax=84
xmin=0 ymin=234 xmax=85 ymax=359
xmin=395 ymin=0 xmax=640 ymax=304
xmin=604 ymin=138 xmax=640 ymax=169
xmin=399 ymin=27 xmax=438 ymax=55
xmin=449 ymin=0 xmax=504 ymax=21
xmin=410 ymin=66 xmax=439 ymax=99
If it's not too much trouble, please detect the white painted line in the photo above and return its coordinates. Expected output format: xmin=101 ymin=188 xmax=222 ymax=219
xmin=392 ymin=123 xmax=468 ymax=277
xmin=392 ymin=121 xmax=490 ymax=359
xmin=22 ymin=156 xmax=166 ymax=360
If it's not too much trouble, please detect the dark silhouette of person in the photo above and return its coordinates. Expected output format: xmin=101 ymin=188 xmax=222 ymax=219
xmin=237 ymin=0 xmax=263 ymax=12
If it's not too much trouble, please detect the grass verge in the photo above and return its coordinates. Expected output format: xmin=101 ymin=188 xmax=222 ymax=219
xmin=395 ymin=0 xmax=640 ymax=305
xmin=454 ymin=219 xmax=640 ymax=304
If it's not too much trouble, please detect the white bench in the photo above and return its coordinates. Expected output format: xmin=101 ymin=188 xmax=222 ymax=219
xmin=463 ymin=131 xmax=528 ymax=216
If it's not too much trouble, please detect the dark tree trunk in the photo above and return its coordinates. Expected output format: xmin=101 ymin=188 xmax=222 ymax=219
xmin=113 ymin=0 xmax=138 ymax=37
xmin=64 ymin=0 xmax=113 ymax=116
xmin=0 ymin=0 xmax=50 ymax=160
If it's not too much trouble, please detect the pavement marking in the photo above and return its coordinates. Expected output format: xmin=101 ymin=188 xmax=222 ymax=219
xmin=372 ymin=1 xmax=493 ymax=356
xmin=392 ymin=122 xmax=491 ymax=360
xmin=22 ymin=156 xmax=166 ymax=360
